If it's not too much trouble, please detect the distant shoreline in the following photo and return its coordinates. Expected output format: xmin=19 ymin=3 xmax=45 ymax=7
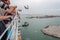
xmin=26 ymin=15 xmax=60 ymax=19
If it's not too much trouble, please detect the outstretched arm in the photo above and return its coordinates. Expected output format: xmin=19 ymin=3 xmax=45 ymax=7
xmin=6 ymin=6 xmax=17 ymax=13
xmin=0 ymin=16 xmax=11 ymax=21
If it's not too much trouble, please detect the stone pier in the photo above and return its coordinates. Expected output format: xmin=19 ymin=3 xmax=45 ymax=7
xmin=41 ymin=26 xmax=60 ymax=38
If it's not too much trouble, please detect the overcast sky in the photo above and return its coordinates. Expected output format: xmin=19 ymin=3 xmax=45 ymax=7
xmin=10 ymin=0 xmax=60 ymax=15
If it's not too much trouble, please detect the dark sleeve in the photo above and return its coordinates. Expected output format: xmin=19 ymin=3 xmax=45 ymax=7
xmin=0 ymin=21 xmax=6 ymax=36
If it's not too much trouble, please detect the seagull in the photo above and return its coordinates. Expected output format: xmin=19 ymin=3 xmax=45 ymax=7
xmin=18 ymin=9 xmax=22 ymax=12
xmin=24 ymin=5 xmax=29 ymax=9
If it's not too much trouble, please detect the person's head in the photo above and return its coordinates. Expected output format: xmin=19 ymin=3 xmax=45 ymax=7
xmin=2 ymin=0 xmax=10 ymax=5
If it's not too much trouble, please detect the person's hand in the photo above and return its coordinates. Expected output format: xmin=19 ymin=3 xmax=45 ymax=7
xmin=6 ymin=9 xmax=12 ymax=13
xmin=7 ymin=15 xmax=13 ymax=19
xmin=7 ymin=15 xmax=12 ymax=18
xmin=13 ymin=6 xmax=17 ymax=8
xmin=10 ymin=6 xmax=17 ymax=9
xmin=6 ymin=6 xmax=17 ymax=13
xmin=12 ymin=10 xmax=17 ymax=16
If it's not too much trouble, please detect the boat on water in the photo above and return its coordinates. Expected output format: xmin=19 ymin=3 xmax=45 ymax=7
xmin=22 ymin=22 xmax=29 ymax=27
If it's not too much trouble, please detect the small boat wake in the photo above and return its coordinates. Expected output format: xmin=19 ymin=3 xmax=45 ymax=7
xmin=22 ymin=22 xmax=29 ymax=27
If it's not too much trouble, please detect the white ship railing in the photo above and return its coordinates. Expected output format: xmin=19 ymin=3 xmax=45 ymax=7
xmin=0 ymin=13 xmax=21 ymax=40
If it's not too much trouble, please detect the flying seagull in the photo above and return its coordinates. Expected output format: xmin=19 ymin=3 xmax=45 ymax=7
xmin=18 ymin=9 xmax=22 ymax=12
xmin=24 ymin=5 xmax=29 ymax=9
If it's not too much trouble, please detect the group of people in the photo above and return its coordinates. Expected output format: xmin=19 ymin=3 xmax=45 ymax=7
xmin=0 ymin=0 xmax=17 ymax=40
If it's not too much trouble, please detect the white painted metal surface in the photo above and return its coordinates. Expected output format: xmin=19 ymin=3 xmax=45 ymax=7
xmin=0 ymin=13 xmax=21 ymax=40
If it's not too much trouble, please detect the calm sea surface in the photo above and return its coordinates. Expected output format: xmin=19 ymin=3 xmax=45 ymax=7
xmin=20 ymin=14 xmax=60 ymax=40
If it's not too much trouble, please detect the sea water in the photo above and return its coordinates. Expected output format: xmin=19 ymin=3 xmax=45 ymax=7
xmin=20 ymin=14 xmax=60 ymax=40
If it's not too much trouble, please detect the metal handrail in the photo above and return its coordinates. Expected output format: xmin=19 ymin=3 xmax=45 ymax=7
xmin=9 ymin=14 xmax=21 ymax=40
xmin=0 ymin=15 xmax=17 ymax=40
